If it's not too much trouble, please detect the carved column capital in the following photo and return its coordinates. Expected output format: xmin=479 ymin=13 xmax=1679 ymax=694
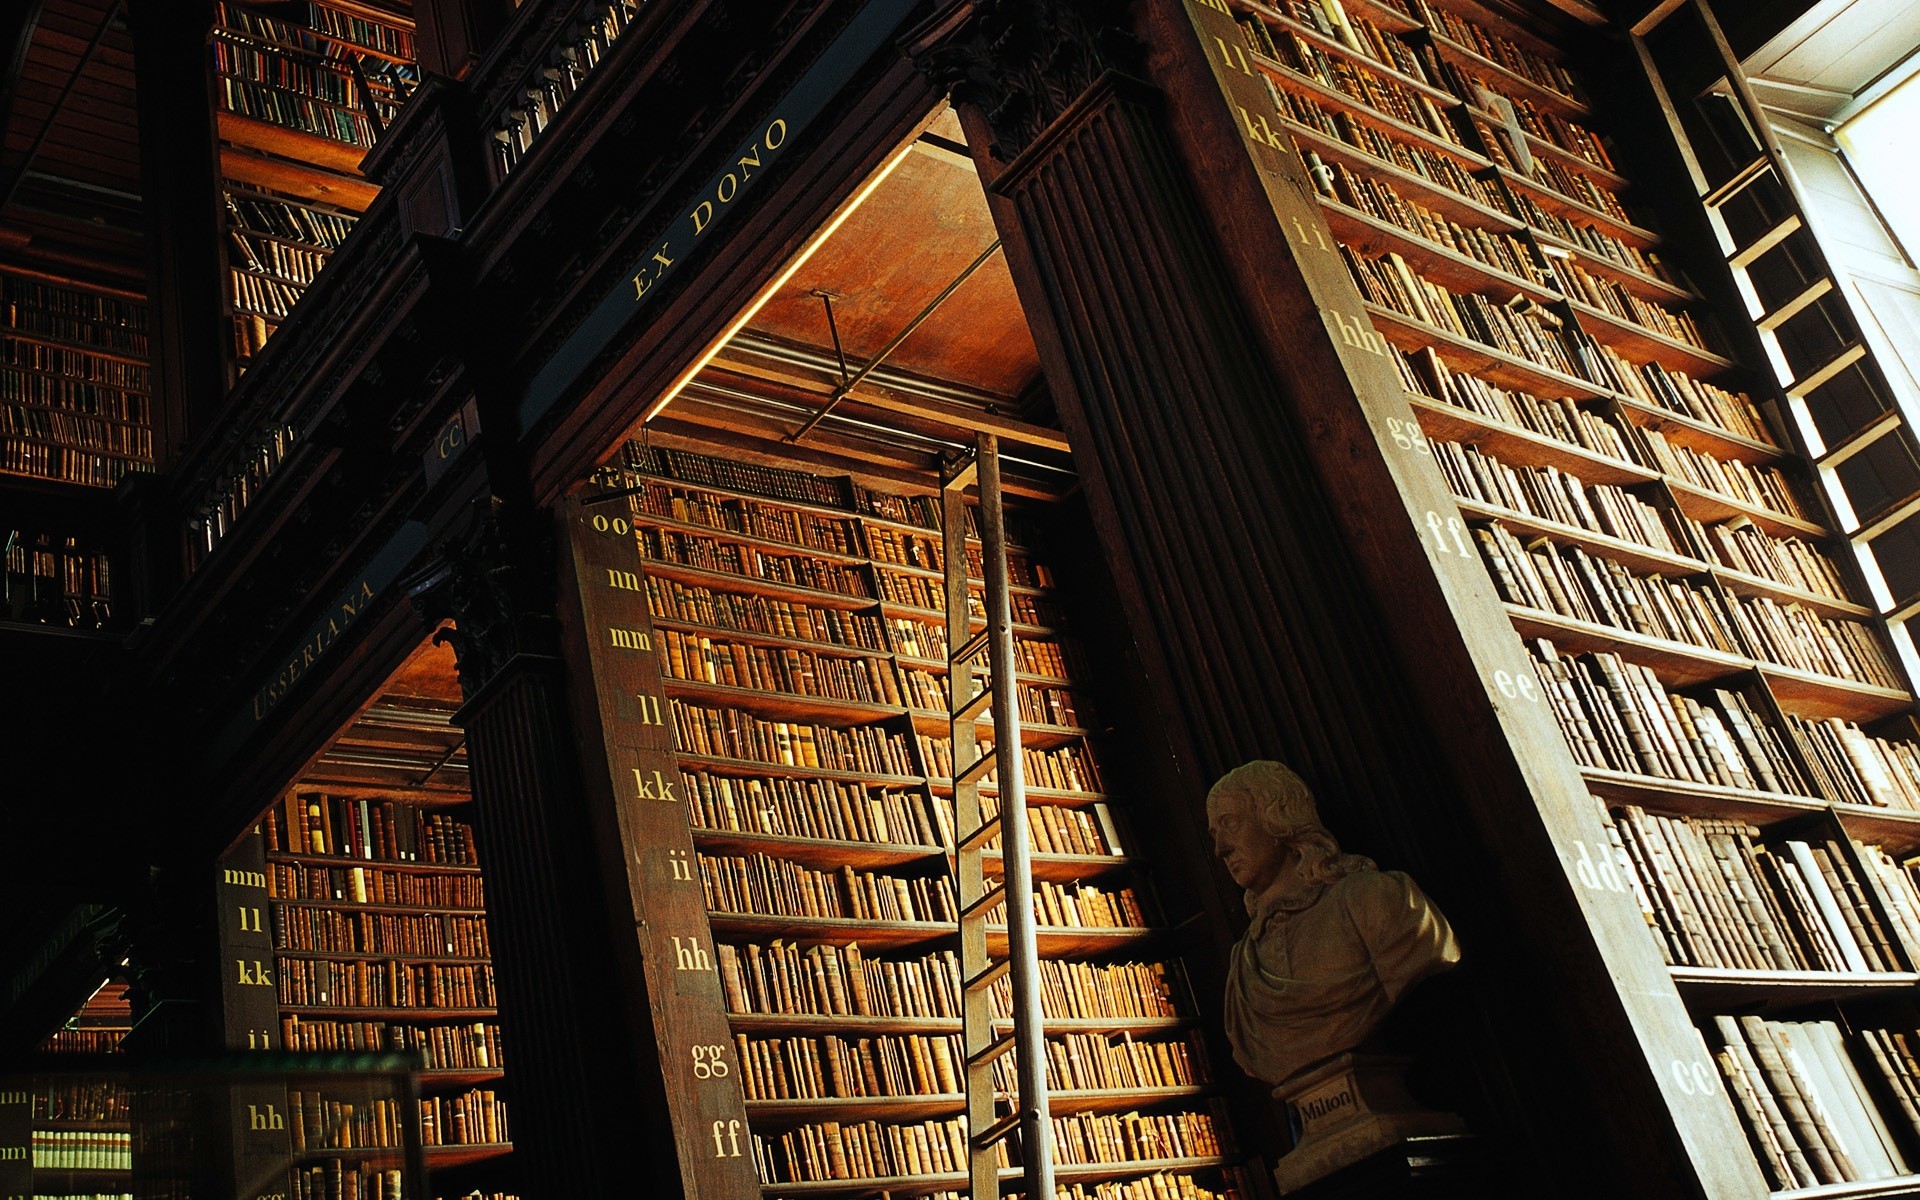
xmin=408 ymin=497 xmax=561 ymax=701
xmin=905 ymin=0 xmax=1144 ymax=162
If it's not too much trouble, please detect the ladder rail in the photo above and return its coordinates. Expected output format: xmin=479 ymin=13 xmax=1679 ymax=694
xmin=945 ymin=432 xmax=1054 ymax=1199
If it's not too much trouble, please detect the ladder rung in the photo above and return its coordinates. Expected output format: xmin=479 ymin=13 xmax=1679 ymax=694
xmin=972 ymin=1111 xmax=1021 ymax=1149
xmin=1856 ymin=487 xmax=1920 ymax=543
xmin=960 ymin=886 xmax=1004 ymax=924
xmin=965 ymin=959 xmax=1012 ymax=993
xmin=1729 ymin=214 xmax=1802 ymax=268
xmin=1885 ymin=588 xmax=1920 ymax=627
xmin=957 ymin=815 xmax=1002 ymax=854
xmin=1819 ymin=409 xmax=1902 ymax=470
xmin=953 ymin=629 xmax=991 ymax=665
xmin=952 ymin=685 xmax=994 ymax=724
xmin=1757 ymin=277 xmax=1832 ymax=331
xmin=968 ymin=1031 xmax=1018 ymax=1069
xmin=1786 ymin=342 xmax=1866 ymax=398
xmin=1703 ymin=156 xmax=1775 ymax=209
xmin=955 ymin=752 xmax=996 ymax=787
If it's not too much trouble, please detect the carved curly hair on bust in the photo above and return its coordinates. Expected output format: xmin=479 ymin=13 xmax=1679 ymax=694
xmin=1206 ymin=761 xmax=1375 ymax=906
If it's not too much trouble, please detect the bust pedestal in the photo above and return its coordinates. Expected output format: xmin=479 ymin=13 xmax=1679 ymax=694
xmin=1271 ymin=1054 xmax=1467 ymax=1194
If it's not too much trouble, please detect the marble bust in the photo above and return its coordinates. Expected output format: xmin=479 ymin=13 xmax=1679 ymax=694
xmin=1207 ymin=760 xmax=1461 ymax=1087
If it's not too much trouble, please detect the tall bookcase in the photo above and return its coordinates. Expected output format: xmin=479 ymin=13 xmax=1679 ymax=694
xmin=0 ymin=269 xmax=153 ymax=490
xmin=221 ymin=653 xmax=517 ymax=1200
xmin=587 ymin=443 xmax=1250 ymax=1199
xmin=208 ymin=0 xmax=412 ymax=374
xmin=1227 ymin=0 xmax=1920 ymax=1188
xmin=25 ymin=980 xmax=133 ymax=1200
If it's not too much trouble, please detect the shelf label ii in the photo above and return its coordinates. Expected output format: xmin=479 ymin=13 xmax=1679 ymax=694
xmin=516 ymin=0 xmax=923 ymax=434
xmin=564 ymin=489 xmax=757 ymax=1198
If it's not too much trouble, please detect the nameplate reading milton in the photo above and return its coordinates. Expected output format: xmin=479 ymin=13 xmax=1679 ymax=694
xmin=515 ymin=0 xmax=920 ymax=430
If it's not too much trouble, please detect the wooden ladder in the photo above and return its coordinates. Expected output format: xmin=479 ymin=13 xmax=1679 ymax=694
xmin=1629 ymin=0 xmax=1920 ymax=637
xmin=942 ymin=433 xmax=1054 ymax=1198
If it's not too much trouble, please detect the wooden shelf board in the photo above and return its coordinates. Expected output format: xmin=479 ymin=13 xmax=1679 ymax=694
xmin=724 ymin=1013 xmax=1192 ymax=1036
xmin=894 ymin=654 xmax=1070 ymax=686
xmin=1262 ymin=59 xmax=1488 ymax=174
xmin=629 ymin=508 xmax=868 ymax=566
xmin=276 ymin=1005 xmax=499 ymax=1019
xmin=907 ymin=708 xmax=1091 ymax=749
xmin=1452 ymin=496 xmax=1708 ymax=578
xmin=880 ymin=599 xmax=1057 ymax=637
xmin=1505 ymin=605 xmax=1751 ymax=687
xmin=676 ymin=753 xmax=925 ymax=787
xmin=1758 ymin=666 xmax=1911 ymax=723
xmin=1582 ymin=768 xmax=1830 ymax=823
xmin=1497 ymin=167 xmax=1658 ymax=249
xmin=708 ymin=913 xmax=955 ymax=950
xmin=690 ymin=829 xmax=942 ymax=870
xmin=1424 ymin=31 xmax=1591 ymax=119
xmin=1775 ymin=1176 xmax=1920 ymax=1200
xmin=0 ymin=426 xmax=151 ymax=461
xmin=640 ymin=558 xmax=877 ymax=612
xmin=1664 ymin=479 xmax=1825 ymax=541
xmin=661 ymin=677 xmax=905 ymax=727
xmin=218 ymin=110 xmax=370 ymax=176
xmin=1318 ymin=197 xmax=1558 ymax=304
xmin=273 ymin=948 xmax=493 ymax=966
xmin=926 ymin=779 xmax=1108 ymax=805
xmin=1 ymin=326 xmax=150 ymax=366
xmin=1361 ymin=301 xmax=1605 ymax=399
xmin=266 ymin=852 xmax=483 ymax=875
xmin=1279 ymin=117 xmax=1521 ymax=233
xmin=1708 ymin=567 xmax=1868 ymax=621
xmin=291 ymin=1141 xmax=512 ymax=1168
xmin=1253 ymin=5 xmax=1461 ymax=105
xmin=873 ymin=557 xmax=1047 ymax=597
xmin=1407 ymin=392 xmax=1656 ymax=486
xmin=744 ymin=1086 xmax=1208 ymax=1128
xmin=1671 ymin=966 xmax=1920 ymax=1010
xmin=607 ymin=471 xmax=862 ymax=524
xmin=1567 ymin=300 xmax=1733 ymax=377
xmin=652 ymin=614 xmax=891 ymax=661
xmin=758 ymin=1155 xmax=1237 ymax=1197
xmin=1611 ymin=395 xmax=1782 ymax=466
xmin=1538 ymin=233 xmax=1698 ymax=304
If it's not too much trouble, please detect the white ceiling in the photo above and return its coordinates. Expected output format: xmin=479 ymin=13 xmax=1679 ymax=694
xmin=1745 ymin=0 xmax=1920 ymax=124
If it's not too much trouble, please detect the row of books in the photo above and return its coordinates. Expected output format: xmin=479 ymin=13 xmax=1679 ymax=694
xmin=273 ymin=907 xmax=491 ymax=959
xmin=30 ymin=1130 xmax=130 ymax=1170
xmin=1261 ymin=25 xmax=1467 ymax=148
xmin=1409 ymin=0 xmax=1585 ymax=104
xmin=641 ymin=526 xmax=872 ymax=598
xmin=418 ymin=1087 xmax=508 ymax=1148
xmin=1274 ymin=90 xmax=1504 ymax=212
xmin=32 ymin=1080 xmax=128 ymax=1122
xmin=1598 ymin=804 xmax=1913 ymax=972
xmin=265 ymin=795 xmax=480 ymax=865
xmin=1 ymin=369 xmax=150 ymax=419
xmin=216 ymin=2 xmax=413 ymax=63
xmin=1641 ymin=430 xmax=1808 ymax=518
xmin=1473 ymin=520 xmax=1741 ymax=650
xmin=1733 ymin=594 xmax=1901 ymax=689
xmin=228 ymin=192 xmax=357 ymax=249
xmin=227 ymin=232 xmax=329 ymax=287
xmin=874 ymin=567 xmax=1051 ymax=625
xmin=621 ymin=446 xmax=853 ymax=509
xmin=0 ymin=438 xmax=142 ymax=485
xmin=1585 ymin=343 xmax=1773 ymax=442
xmin=648 ymin=575 xmax=888 ymax=650
xmin=866 ymin=528 xmax=1055 ymax=589
xmin=1709 ymin=1015 xmax=1919 ymax=1189
xmin=229 ymin=268 xmax=304 ymax=320
xmin=1397 ymin=346 xmax=1646 ymax=463
xmin=288 ymin=1164 xmax=402 ymax=1200
xmin=270 ymin=862 xmax=487 ymax=909
xmin=736 ymin=1031 xmax=963 ymax=1100
xmin=233 ymin=312 xmax=276 ymax=363
xmin=0 ymin=405 xmax=152 ymax=457
xmin=275 ymin=958 xmax=497 ymax=1010
xmin=1484 ymin=90 xmax=1612 ymax=170
xmin=1432 ymin=440 xmax=1688 ymax=552
xmin=978 ymin=791 xmax=1122 ymax=858
xmin=698 ymin=854 xmax=958 ymax=923
xmin=4 ymin=532 xmax=112 ymax=629
xmin=1559 ymin=261 xmax=1710 ymax=350
xmin=1 ymin=337 xmax=148 ymax=388
xmin=1344 ymin=245 xmax=1588 ymax=376
xmin=682 ymin=770 xmax=951 ymax=848
xmin=672 ymin=699 xmax=919 ymax=775
xmin=627 ymin=480 xmax=863 ymax=555
xmin=1312 ymin=158 xmax=1548 ymax=285
xmin=996 ymin=1032 xmax=1207 ymax=1094
xmin=2 ymin=301 xmax=147 ymax=357
xmin=283 ymin=1086 xmax=507 ymax=1150
xmin=717 ymin=940 xmax=1185 ymax=1023
xmin=658 ymin=628 xmax=903 ymax=705
xmin=487 ymin=0 xmax=638 ymax=174
xmin=1479 ymin=126 xmax=1634 ymax=225
xmin=898 ymin=669 xmax=1088 ymax=727
xmin=278 ymin=1016 xmax=504 ymax=1070
xmin=918 ymin=738 xmax=1105 ymax=794
xmin=212 ymin=35 xmax=366 ymax=108
xmin=1698 ymin=519 xmax=1849 ymax=600
xmin=1249 ymin=1 xmax=1434 ymax=86
xmin=1010 ymin=882 xmax=1149 ymax=931
xmin=186 ymin=419 xmax=297 ymax=567
xmin=217 ymin=76 xmax=378 ymax=147
xmin=890 ymin=626 xmax=1078 ymax=682
xmin=852 ymin=487 xmax=1047 ymax=551
xmin=1529 ymin=640 xmax=1806 ymax=790
xmin=1790 ymin=714 xmax=1920 ymax=810
xmin=1508 ymin=190 xmax=1676 ymax=288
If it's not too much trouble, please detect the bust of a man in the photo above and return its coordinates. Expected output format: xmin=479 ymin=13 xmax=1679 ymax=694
xmin=1208 ymin=761 xmax=1461 ymax=1087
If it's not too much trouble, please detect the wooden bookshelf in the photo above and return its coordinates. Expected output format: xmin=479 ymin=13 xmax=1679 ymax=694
xmin=587 ymin=445 xmax=1240 ymax=1198
xmin=1227 ymin=0 xmax=1920 ymax=1187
